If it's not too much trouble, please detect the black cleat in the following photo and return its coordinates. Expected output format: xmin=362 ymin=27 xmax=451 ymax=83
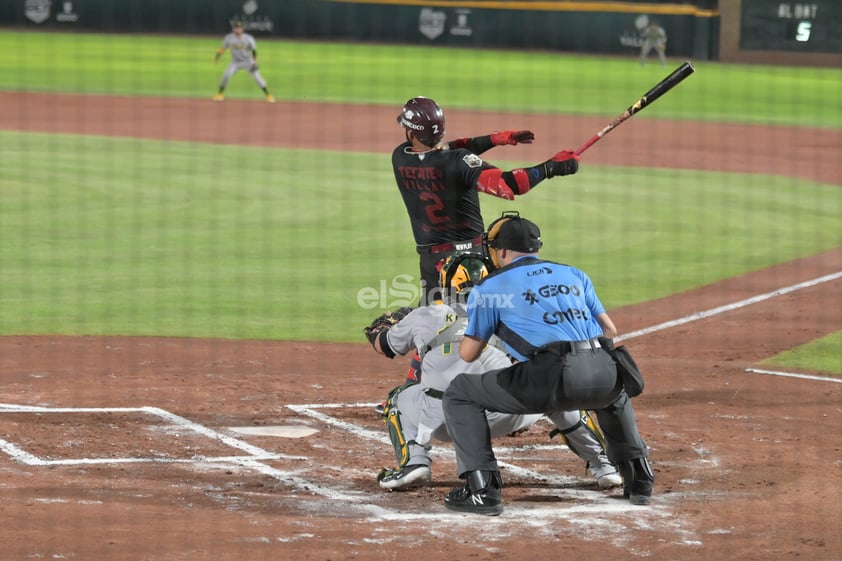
xmin=619 ymin=457 xmax=654 ymax=505
xmin=444 ymin=470 xmax=503 ymax=516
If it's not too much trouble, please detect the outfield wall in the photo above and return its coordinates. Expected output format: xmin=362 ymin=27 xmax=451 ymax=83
xmin=4 ymin=0 xmax=719 ymax=60
xmin=7 ymin=1 xmax=842 ymax=66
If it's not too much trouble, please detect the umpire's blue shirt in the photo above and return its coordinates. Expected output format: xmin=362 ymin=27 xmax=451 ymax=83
xmin=464 ymin=256 xmax=607 ymax=362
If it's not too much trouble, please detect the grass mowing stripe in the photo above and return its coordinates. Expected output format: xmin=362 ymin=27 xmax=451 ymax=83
xmin=1 ymin=32 xmax=841 ymax=128
xmin=1 ymin=131 xmax=840 ymax=341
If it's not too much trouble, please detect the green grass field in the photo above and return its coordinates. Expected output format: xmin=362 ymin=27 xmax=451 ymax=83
xmin=1 ymin=32 xmax=840 ymax=373
xmin=2 ymin=31 xmax=842 ymax=127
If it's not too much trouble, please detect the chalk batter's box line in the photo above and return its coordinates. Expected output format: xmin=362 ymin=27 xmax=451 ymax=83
xmin=0 ymin=404 xmax=298 ymax=467
xmin=0 ymin=402 xmax=450 ymax=517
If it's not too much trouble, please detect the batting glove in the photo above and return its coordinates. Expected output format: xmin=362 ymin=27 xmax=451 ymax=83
xmin=543 ymin=150 xmax=580 ymax=178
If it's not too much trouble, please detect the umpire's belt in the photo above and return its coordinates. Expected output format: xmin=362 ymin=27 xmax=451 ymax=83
xmin=417 ymin=237 xmax=483 ymax=255
xmin=541 ymin=338 xmax=602 ymax=356
xmin=424 ymin=388 xmax=445 ymax=399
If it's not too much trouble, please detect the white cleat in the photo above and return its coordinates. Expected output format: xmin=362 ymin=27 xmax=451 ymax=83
xmin=377 ymin=464 xmax=432 ymax=490
xmin=589 ymin=456 xmax=623 ymax=489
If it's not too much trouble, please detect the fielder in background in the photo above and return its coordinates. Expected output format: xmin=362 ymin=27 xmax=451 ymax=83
xmin=213 ymin=20 xmax=275 ymax=102
xmin=639 ymin=22 xmax=668 ymax=67
xmin=442 ymin=213 xmax=653 ymax=516
xmin=393 ymin=96 xmax=580 ymax=306
xmin=363 ymin=254 xmax=622 ymax=491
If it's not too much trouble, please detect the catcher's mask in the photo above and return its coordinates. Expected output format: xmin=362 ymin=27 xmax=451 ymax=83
xmin=483 ymin=211 xmax=543 ymax=269
xmin=439 ymin=252 xmax=490 ymax=303
xmin=397 ymin=96 xmax=446 ymax=147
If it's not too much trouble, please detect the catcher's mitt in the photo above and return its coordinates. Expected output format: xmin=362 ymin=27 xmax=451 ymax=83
xmin=363 ymin=307 xmax=413 ymax=346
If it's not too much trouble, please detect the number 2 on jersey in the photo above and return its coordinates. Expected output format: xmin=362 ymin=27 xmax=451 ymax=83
xmin=420 ymin=192 xmax=448 ymax=224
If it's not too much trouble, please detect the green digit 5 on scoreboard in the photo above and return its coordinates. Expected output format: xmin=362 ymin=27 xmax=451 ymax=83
xmin=740 ymin=0 xmax=842 ymax=53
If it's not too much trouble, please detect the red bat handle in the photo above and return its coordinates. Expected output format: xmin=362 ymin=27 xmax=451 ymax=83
xmin=574 ymin=111 xmax=632 ymax=156
xmin=573 ymin=135 xmax=600 ymax=157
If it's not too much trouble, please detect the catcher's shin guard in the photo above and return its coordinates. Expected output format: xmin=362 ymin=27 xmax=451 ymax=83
xmin=548 ymin=410 xmax=620 ymax=488
xmin=548 ymin=410 xmax=607 ymax=463
xmin=382 ymin=383 xmax=419 ymax=467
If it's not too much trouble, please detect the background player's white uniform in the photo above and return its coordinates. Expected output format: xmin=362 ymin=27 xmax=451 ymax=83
xmin=640 ymin=23 xmax=667 ymax=66
xmin=214 ymin=27 xmax=273 ymax=101
xmin=378 ymin=302 xmax=621 ymax=489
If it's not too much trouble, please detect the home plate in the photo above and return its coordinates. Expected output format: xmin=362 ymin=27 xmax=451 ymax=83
xmin=228 ymin=425 xmax=319 ymax=438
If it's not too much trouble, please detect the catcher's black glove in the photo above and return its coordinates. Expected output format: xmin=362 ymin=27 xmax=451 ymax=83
xmin=249 ymin=62 xmax=259 ymax=72
xmin=363 ymin=306 xmax=414 ymax=347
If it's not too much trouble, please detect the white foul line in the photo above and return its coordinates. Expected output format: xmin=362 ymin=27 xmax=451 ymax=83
xmin=745 ymin=368 xmax=842 ymax=384
xmin=616 ymin=271 xmax=842 ymax=343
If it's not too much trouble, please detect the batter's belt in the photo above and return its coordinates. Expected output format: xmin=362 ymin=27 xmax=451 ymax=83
xmin=416 ymin=236 xmax=483 ymax=255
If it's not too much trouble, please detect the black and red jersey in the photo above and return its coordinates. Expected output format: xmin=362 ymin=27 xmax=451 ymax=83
xmin=392 ymin=142 xmax=495 ymax=247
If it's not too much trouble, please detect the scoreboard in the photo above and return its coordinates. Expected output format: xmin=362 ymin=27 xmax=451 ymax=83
xmin=740 ymin=0 xmax=842 ymax=53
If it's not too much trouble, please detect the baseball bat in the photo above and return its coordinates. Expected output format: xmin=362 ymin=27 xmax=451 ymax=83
xmin=573 ymin=61 xmax=695 ymax=156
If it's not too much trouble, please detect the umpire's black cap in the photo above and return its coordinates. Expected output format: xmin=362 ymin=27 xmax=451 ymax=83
xmin=491 ymin=216 xmax=543 ymax=253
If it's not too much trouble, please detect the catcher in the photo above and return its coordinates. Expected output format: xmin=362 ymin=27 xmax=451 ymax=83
xmin=363 ymin=253 xmax=622 ymax=491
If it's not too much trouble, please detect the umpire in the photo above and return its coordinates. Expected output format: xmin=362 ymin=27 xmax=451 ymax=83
xmin=442 ymin=213 xmax=653 ymax=516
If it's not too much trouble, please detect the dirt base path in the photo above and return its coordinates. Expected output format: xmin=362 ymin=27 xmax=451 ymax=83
xmin=1 ymin=91 xmax=841 ymax=560
xmin=3 ymin=92 xmax=841 ymax=185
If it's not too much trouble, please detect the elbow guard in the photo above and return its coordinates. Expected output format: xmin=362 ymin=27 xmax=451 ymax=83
xmin=476 ymin=168 xmax=515 ymax=200
xmin=509 ymin=168 xmax=533 ymax=195
xmin=477 ymin=168 xmax=535 ymax=198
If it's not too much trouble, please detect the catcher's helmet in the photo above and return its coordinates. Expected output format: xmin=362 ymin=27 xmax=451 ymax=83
xmin=484 ymin=211 xmax=543 ymax=268
xmin=439 ymin=252 xmax=489 ymax=302
xmin=397 ymin=97 xmax=446 ymax=147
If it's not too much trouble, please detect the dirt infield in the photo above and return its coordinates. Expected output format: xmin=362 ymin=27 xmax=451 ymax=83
xmin=1 ymin=93 xmax=841 ymax=560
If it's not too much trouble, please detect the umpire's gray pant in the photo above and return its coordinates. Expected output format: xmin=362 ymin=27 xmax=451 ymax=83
xmin=443 ymin=345 xmax=648 ymax=477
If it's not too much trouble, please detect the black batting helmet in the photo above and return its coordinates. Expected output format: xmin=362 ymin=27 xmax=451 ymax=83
xmin=397 ymin=97 xmax=446 ymax=147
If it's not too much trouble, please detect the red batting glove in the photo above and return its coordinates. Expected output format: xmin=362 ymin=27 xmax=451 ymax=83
xmin=490 ymin=130 xmax=535 ymax=146
xmin=552 ymin=149 xmax=580 ymax=162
